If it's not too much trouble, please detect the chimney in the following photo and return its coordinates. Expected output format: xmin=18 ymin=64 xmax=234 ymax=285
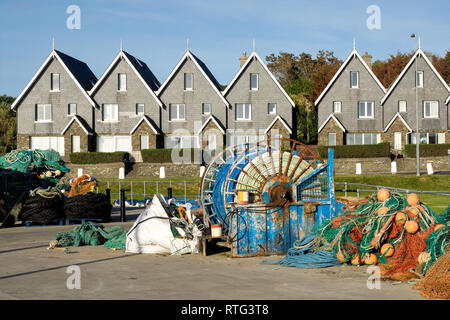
xmin=362 ymin=52 xmax=372 ymax=68
xmin=239 ymin=52 xmax=247 ymax=68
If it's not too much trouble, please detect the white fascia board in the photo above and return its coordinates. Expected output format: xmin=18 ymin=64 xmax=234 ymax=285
xmin=318 ymin=114 xmax=346 ymax=133
xmin=264 ymin=115 xmax=292 ymax=134
xmin=196 ymin=115 xmax=226 ymax=135
xmin=130 ymin=115 xmax=158 ymax=135
xmin=61 ymin=116 xmax=92 ymax=135
xmin=384 ymin=113 xmax=412 ymax=133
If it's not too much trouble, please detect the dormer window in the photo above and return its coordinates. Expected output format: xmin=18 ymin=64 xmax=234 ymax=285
xmin=118 ymin=73 xmax=127 ymax=91
xmin=184 ymin=73 xmax=193 ymax=90
xmin=51 ymin=73 xmax=60 ymax=91
xmin=250 ymin=74 xmax=258 ymax=90
xmin=350 ymin=72 xmax=359 ymax=88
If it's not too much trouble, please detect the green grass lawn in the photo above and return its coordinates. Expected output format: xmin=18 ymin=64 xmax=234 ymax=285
xmin=97 ymin=174 xmax=449 ymax=213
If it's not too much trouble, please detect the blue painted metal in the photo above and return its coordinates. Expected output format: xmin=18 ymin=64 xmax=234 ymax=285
xmin=229 ymin=147 xmax=341 ymax=257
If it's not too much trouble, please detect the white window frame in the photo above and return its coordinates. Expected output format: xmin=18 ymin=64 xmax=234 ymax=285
xmin=184 ymin=73 xmax=193 ymax=90
xmin=236 ymin=103 xmax=251 ymax=121
xmin=416 ymin=71 xmax=424 ymax=88
xmin=423 ymin=101 xmax=438 ymax=118
xmin=202 ymin=103 xmax=211 ymax=115
xmin=169 ymin=104 xmax=186 ymax=121
xmin=68 ymin=103 xmax=77 ymax=116
xmin=140 ymin=135 xmax=149 ymax=150
xmin=250 ymin=73 xmax=258 ymax=90
xmin=136 ymin=103 xmax=145 ymax=115
xmin=328 ymin=133 xmax=336 ymax=146
xmin=118 ymin=73 xmax=127 ymax=91
xmin=50 ymin=73 xmax=60 ymax=91
xmin=333 ymin=101 xmax=342 ymax=113
xmin=398 ymin=101 xmax=407 ymax=113
xmin=346 ymin=133 xmax=380 ymax=145
xmin=358 ymin=101 xmax=374 ymax=119
xmin=268 ymin=103 xmax=277 ymax=115
xmin=36 ymin=104 xmax=52 ymax=122
xmin=102 ymin=104 xmax=119 ymax=121
xmin=350 ymin=71 xmax=359 ymax=88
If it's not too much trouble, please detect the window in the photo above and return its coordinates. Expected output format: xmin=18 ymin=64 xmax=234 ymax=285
xmin=68 ymin=103 xmax=77 ymax=115
xmin=30 ymin=136 xmax=64 ymax=155
xmin=51 ymin=73 xmax=60 ymax=91
xmin=398 ymin=101 xmax=407 ymax=113
xmin=184 ymin=73 xmax=193 ymax=90
xmin=268 ymin=103 xmax=277 ymax=115
xmin=328 ymin=133 xmax=336 ymax=146
xmin=164 ymin=136 xmax=198 ymax=148
xmin=97 ymin=136 xmax=132 ymax=152
xmin=118 ymin=73 xmax=126 ymax=91
xmin=333 ymin=101 xmax=342 ymax=113
xmin=207 ymin=135 xmax=216 ymax=150
xmin=169 ymin=104 xmax=186 ymax=121
xmin=71 ymin=135 xmax=80 ymax=153
xmin=358 ymin=101 xmax=374 ymax=118
xmin=140 ymin=135 xmax=149 ymax=150
xmin=102 ymin=104 xmax=118 ymax=121
xmin=230 ymin=135 xmax=264 ymax=146
xmin=350 ymin=71 xmax=359 ymax=88
xmin=36 ymin=104 xmax=52 ymax=122
xmin=410 ymin=132 xmax=441 ymax=145
xmin=202 ymin=103 xmax=211 ymax=115
xmin=346 ymin=133 xmax=380 ymax=145
xmin=423 ymin=101 xmax=438 ymax=118
xmin=236 ymin=103 xmax=251 ymax=120
xmin=136 ymin=103 xmax=145 ymax=115
xmin=250 ymin=73 xmax=258 ymax=90
xmin=416 ymin=71 xmax=424 ymax=88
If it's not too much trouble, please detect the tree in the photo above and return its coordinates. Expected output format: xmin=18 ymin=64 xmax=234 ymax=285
xmin=372 ymin=52 xmax=414 ymax=88
xmin=0 ymin=95 xmax=16 ymax=156
xmin=431 ymin=51 xmax=450 ymax=84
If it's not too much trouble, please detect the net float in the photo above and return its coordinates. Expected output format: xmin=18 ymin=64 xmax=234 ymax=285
xmin=380 ymin=243 xmax=394 ymax=257
xmin=395 ymin=211 xmax=407 ymax=225
xmin=407 ymin=193 xmax=420 ymax=206
xmin=377 ymin=189 xmax=390 ymax=202
xmin=363 ymin=253 xmax=378 ymax=265
xmin=405 ymin=220 xmax=419 ymax=234
xmin=377 ymin=206 xmax=390 ymax=216
xmin=350 ymin=254 xmax=361 ymax=265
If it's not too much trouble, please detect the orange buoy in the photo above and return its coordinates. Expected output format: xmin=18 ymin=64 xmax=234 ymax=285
xmin=336 ymin=251 xmax=350 ymax=263
xmin=55 ymin=169 xmax=62 ymax=176
xmin=380 ymin=243 xmax=394 ymax=257
xmin=377 ymin=206 xmax=390 ymax=216
xmin=407 ymin=193 xmax=420 ymax=206
xmin=418 ymin=252 xmax=431 ymax=264
xmin=395 ymin=211 xmax=407 ymax=225
xmin=350 ymin=254 xmax=362 ymax=265
xmin=363 ymin=253 xmax=378 ymax=265
xmin=377 ymin=189 xmax=390 ymax=202
xmin=39 ymin=173 xmax=45 ymax=179
xmin=406 ymin=206 xmax=420 ymax=218
xmin=434 ymin=224 xmax=444 ymax=231
xmin=45 ymin=171 xmax=53 ymax=177
xmin=405 ymin=220 xmax=419 ymax=234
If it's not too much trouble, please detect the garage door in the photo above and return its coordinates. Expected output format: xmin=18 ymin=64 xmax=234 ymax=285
xmin=30 ymin=136 xmax=65 ymax=156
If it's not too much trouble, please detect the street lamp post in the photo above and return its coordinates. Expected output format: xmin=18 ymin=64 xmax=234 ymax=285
xmin=411 ymin=33 xmax=420 ymax=176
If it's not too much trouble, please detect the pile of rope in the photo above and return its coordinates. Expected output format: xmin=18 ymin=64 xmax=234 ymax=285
xmin=63 ymin=192 xmax=112 ymax=221
xmin=318 ymin=189 xmax=448 ymax=281
xmin=20 ymin=187 xmax=63 ymax=225
xmin=262 ymin=234 xmax=343 ymax=268
xmin=55 ymin=221 xmax=127 ymax=249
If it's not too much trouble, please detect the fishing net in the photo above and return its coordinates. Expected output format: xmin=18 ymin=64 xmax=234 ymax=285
xmin=62 ymin=192 xmax=112 ymax=221
xmin=0 ymin=149 xmax=68 ymax=174
xmin=317 ymin=190 xmax=448 ymax=282
xmin=68 ymin=174 xmax=98 ymax=197
xmin=413 ymin=254 xmax=450 ymax=299
xmin=55 ymin=221 xmax=127 ymax=249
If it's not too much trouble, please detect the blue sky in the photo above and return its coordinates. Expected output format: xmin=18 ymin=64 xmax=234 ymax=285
xmin=1 ymin=0 xmax=449 ymax=97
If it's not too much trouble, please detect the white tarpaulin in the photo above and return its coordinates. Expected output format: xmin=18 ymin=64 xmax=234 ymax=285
xmin=125 ymin=194 xmax=201 ymax=255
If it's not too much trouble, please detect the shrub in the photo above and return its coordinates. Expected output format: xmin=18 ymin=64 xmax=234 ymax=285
xmin=141 ymin=148 xmax=202 ymax=163
xmin=69 ymin=152 xmax=129 ymax=164
xmin=404 ymin=143 xmax=450 ymax=158
xmin=318 ymin=143 xmax=390 ymax=158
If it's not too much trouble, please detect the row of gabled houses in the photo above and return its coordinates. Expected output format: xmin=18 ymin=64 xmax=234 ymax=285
xmin=316 ymin=46 xmax=450 ymax=151
xmin=11 ymin=45 xmax=295 ymax=161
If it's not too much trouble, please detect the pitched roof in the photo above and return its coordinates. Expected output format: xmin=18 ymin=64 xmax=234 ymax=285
xmin=11 ymin=50 xmax=97 ymax=110
xmin=383 ymin=113 xmax=412 ymax=133
xmin=314 ymin=49 xmax=387 ymax=106
xmin=264 ymin=115 xmax=292 ymax=134
xmin=381 ymin=48 xmax=450 ymax=105
xmin=156 ymin=50 xmax=229 ymax=107
xmin=130 ymin=115 xmax=159 ymax=134
xmin=88 ymin=50 xmax=162 ymax=107
xmin=223 ymin=51 xmax=295 ymax=107
xmin=196 ymin=115 xmax=226 ymax=135
xmin=446 ymin=95 xmax=450 ymax=105
xmin=318 ymin=114 xmax=346 ymax=133
xmin=61 ymin=115 xmax=93 ymax=135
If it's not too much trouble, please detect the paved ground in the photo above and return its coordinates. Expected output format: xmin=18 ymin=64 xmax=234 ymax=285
xmin=0 ymin=209 xmax=425 ymax=300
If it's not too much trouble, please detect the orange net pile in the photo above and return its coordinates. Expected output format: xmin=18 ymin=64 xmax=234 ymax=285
xmin=413 ymin=254 xmax=450 ymax=299
xmin=68 ymin=174 xmax=98 ymax=197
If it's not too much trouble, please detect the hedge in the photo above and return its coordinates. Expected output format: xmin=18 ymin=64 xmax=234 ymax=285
xmin=318 ymin=143 xmax=390 ymax=158
xmin=69 ymin=152 xmax=129 ymax=164
xmin=141 ymin=148 xmax=202 ymax=163
xmin=404 ymin=143 xmax=450 ymax=158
